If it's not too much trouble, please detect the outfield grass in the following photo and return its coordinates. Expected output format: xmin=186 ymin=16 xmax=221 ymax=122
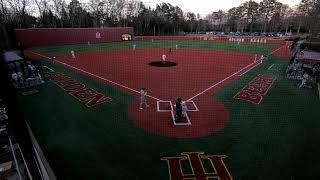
xmin=34 ymin=40 xmax=278 ymax=57
xmin=19 ymin=43 xmax=320 ymax=179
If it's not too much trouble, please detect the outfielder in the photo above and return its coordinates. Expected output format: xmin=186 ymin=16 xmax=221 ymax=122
xmin=71 ymin=50 xmax=76 ymax=59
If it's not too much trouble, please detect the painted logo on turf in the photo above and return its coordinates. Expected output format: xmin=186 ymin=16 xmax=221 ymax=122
xmin=161 ymin=152 xmax=232 ymax=180
xmin=46 ymin=72 xmax=112 ymax=107
xmin=233 ymin=74 xmax=277 ymax=104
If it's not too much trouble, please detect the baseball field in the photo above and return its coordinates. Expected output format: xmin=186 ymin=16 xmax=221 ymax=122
xmin=19 ymin=39 xmax=320 ymax=180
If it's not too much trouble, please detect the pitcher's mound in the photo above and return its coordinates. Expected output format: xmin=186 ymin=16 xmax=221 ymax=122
xmin=148 ymin=61 xmax=177 ymax=67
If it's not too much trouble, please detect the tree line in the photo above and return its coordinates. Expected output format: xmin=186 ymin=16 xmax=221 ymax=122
xmin=0 ymin=0 xmax=319 ymax=49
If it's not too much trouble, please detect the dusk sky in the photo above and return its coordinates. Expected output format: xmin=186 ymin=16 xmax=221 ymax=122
xmin=141 ymin=0 xmax=301 ymax=16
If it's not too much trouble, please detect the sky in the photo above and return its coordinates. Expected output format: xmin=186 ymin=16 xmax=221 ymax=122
xmin=141 ymin=0 xmax=301 ymax=16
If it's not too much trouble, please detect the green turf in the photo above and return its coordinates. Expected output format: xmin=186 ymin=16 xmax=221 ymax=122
xmin=34 ymin=40 xmax=278 ymax=56
xmin=19 ymin=43 xmax=320 ymax=179
xmin=213 ymin=57 xmax=320 ymax=179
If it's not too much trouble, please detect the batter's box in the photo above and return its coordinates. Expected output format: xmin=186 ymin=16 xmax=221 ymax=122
xmin=171 ymin=111 xmax=192 ymax=126
xmin=185 ymin=101 xmax=199 ymax=112
xmin=157 ymin=101 xmax=173 ymax=112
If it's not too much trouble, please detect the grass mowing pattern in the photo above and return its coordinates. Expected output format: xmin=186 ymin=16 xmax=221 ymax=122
xmin=34 ymin=40 xmax=278 ymax=56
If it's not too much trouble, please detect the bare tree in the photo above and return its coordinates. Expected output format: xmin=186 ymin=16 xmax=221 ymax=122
xmin=51 ymin=0 xmax=68 ymax=27
xmin=87 ymin=0 xmax=105 ymax=27
xmin=6 ymin=0 xmax=30 ymax=27
xmin=0 ymin=0 xmax=10 ymax=49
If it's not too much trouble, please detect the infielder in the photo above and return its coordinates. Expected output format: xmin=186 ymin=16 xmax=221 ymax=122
xmin=162 ymin=54 xmax=167 ymax=62
xmin=139 ymin=88 xmax=149 ymax=110
xmin=254 ymin=54 xmax=258 ymax=62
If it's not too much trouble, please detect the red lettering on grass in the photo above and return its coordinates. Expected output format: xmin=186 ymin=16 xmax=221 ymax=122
xmin=86 ymin=93 xmax=112 ymax=107
xmin=63 ymin=83 xmax=86 ymax=92
xmin=233 ymin=74 xmax=276 ymax=104
xmin=47 ymin=71 xmax=112 ymax=107
xmin=70 ymin=88 xmax=97 ymax=102
xmin=56 ymin=79 xmax=77 ymax=87
xmin=234 ymin=91 xmax=262 ymax=104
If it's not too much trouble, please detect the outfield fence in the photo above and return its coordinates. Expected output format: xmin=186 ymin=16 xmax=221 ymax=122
xmin=134 ymin=36 xmax=286 ymax=45
xmin=15 ymin=27 xmax=134 ymax=48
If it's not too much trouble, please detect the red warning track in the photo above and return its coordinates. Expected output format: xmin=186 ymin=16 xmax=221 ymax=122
xmin=26 ymin=48 xmax=259 ymax=138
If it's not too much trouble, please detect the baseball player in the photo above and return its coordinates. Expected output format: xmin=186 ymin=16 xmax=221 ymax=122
xmin=175 ymin=44 xmax=178 ymax=50
xmin=139 ymin=88 xmax=149 ymax=110
xmin=299 ymin=72 xmax=309 ymax=88
xmin=261 ymin=54 xmax=268 ymax=61
xmin=27 ymin=63 xmax=36 ymax=77
xmin=181 ymin=101 xmax=188 ymax=118
xmin=16 ymin=71 xmax=24 ymax=86
xmin=162 ymin=54 xmax=167 ymax=62
xmin=133 ymin=44 xmax=136 ymax=50
xmin=254 ymin=54 xmax=258 ymax=62
xmin=175 ymin=98 xmax=183 ymax=121
xmin=71 ymin=50 xmax=76 ymax=59
xmin=11 ymin=71 xmax=18 ymax=86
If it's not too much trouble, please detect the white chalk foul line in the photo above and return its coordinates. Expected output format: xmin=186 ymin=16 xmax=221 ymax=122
xmin=238 ymin=60 xmax=262 ymax=76
xmin=187 ymin=43 xmax=288 ymax=101
xmin=187 ymin=60 xmax=258 ymax=101
xmin=43 ymin=66 xmax=55 ymax=72
xmin=268 ymin=64 xmax=275 ymax=70
xmin=28 ymin=51 xmax=162 ymax=101
xmin=268 ymin=44 xmax=287 ymax=56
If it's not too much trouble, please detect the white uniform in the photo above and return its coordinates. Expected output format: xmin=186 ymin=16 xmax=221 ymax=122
xmin=17 ymin=71 xmax=23 ymax=81
xmin=175 ymin=45 xmax=178 ymax=50
xmin=71 ymin=50 xmax=76 ymax=59
xmin=162 ymin=54 xmax=167 ymax=62
xmin=181 ymin=102 xmax=188 ymax=117
xmin=254 ymin=54 xmax=258 ymax=62
xmin=140 ymin=89 xmax=146 ymax=102
xmin=133 ymin=44 xmax=136 ymax=50
xmin=299 ymin=73 xmax=309 ymax=88
xmin=139 ymin=89 xmax=149 ymax=109
xmin=28 ymin=64 xmax=34 ymax=70
xmin=11 ymin=73 xmax=18 ymax=81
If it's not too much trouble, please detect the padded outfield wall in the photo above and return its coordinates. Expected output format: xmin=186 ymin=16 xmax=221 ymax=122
xmin=15 ymin=27 xmax=134 ymax=48
xmin=134 ymin=36 xmax=286 ymax=45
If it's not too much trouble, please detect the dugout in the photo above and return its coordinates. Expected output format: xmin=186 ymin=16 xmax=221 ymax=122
xmin=286 ymin=50 xmax=320 ymax=98
xmin=3 ymin=51 xmax=45 ymax=92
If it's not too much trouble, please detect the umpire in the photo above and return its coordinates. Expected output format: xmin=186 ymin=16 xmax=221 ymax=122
xmin=175 ymin=98 xmax=182 ymax=122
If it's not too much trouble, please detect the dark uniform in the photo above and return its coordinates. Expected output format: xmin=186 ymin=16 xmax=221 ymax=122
xmin=175 ymin=98 xmax=182 ymax=122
